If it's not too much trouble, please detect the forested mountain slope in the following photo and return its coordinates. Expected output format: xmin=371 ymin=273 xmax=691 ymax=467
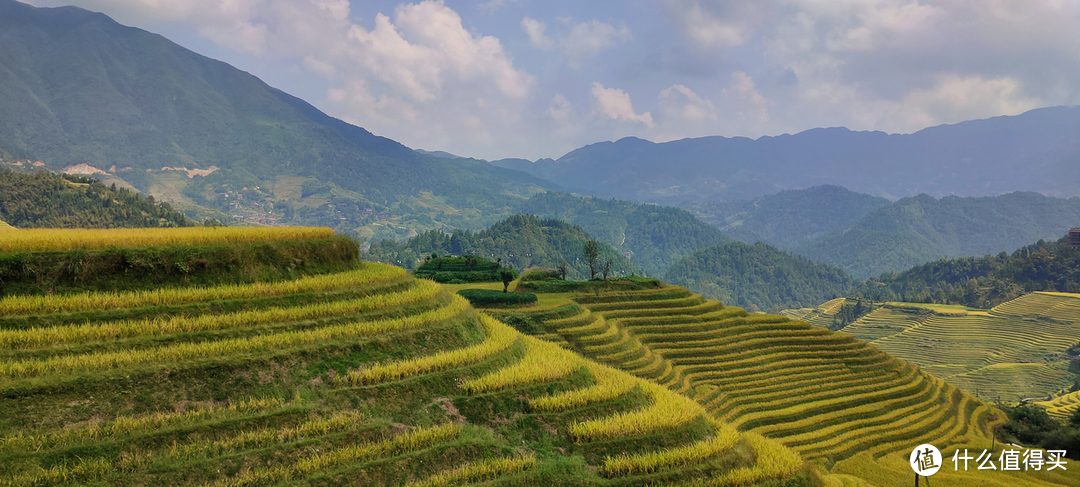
xmin=366 ymin=214 xmax=636 ymax=280
xmin=663 ymin=241 xmax=859 ymax=312
xmin=686 ymin=186 xmax=1080 ymax=279
xmin=798 ymin=192 xmax=1080 ymax=278
xmin=0 ymin=0 xmax=550 ymax=240
xmin=681 ymin=185 xmax=890 ymax=250
xmin=861 ymin=235 xmax=1080 ymax=308
xmin=515 ymin=192 xmax=729 ymax=276
xmin=0 ymin=169 xmax=193 ymax=228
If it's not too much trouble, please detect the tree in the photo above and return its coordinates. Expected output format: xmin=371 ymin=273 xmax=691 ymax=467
xmin=583 ymin=240 xmax=600 ymax=280
xmin=557 ymin=261 xmax=569 ymax=280
xmin=500 ymin=267 xmax=515 ymax=293
xmin=602 ymin=260 xmax=612 ymax=281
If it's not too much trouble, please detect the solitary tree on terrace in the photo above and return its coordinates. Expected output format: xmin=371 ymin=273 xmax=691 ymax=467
xmin=557 ymin=261 xmax=569 ymax=280
xmin=583 ymin=240 xmax=600 ymax=280
xmin=500 ymin=267 xmax=515 ymax=293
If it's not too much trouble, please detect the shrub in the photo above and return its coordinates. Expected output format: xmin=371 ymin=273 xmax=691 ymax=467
xmin=520 ymin=268 xmax=559 ymax=282
xmin=456 ymin=289 xmax=537 ymax=306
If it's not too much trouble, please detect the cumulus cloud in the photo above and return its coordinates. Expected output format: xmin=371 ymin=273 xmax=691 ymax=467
xmin=656 ymin=84 xmax=716 ymax=122
xmin=664 ymin=0 xmax=1080 ymax=135
xmin=591 ymin=82 xmax=654 ymax=127
xmin=522 ymin=17 xmax=631 ymax=67
xmin=521 ymin=17 xmax=554 ymax=51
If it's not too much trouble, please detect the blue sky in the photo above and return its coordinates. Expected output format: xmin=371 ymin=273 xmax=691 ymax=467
xmin=25 ymin=0 xmax=1080 ymax=161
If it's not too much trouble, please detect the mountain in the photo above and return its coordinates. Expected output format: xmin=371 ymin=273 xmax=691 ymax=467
xmin=514 ymin=192 xmax=729 ymax=276
xmin=798 ymin=192 xmax=1080 ymax=278
xmin=0 ymin=0 xmax=550 ymax=240
xmin=0 ymin=168 xmax=194 ymax=228
xmin=681 ymin=185 xmax=890 ymax=250
xmin=366 ymin=214 xmax=637 ymax=280
xmin=494 ymin=107 xmax=1080 ymax=204
xmin=683 ymin=186 xmax=1080 ymax=279
xmin=663 ymin=241 xmax=859 ymax=312
xmin=861 ymin=235 xmax=1080 ymax=308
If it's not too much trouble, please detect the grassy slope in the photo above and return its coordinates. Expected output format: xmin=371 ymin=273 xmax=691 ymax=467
xmin=0 ymin=243 xmax=804 ymax=487
xmin=478 ymin=283 xmax=1080 ymax=486
xmin=835 ymin=293 xmax=1080 ymax=409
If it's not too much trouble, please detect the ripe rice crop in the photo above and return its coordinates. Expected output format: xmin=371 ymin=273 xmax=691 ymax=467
xmin=462 ymin=335 xmax=581 ymax=394
xmin=673 ymin=433 xmax=801 ymax=487
xmin=405 ymin=455 xmax=537 ymax=487
xmin=337 ymin=314 xmax=518 ymax=386
xmin=569 ymin=381 xmax=704 ymax=442
xmin=0 ymin=397 xmax=285 ymax=452
xmin=0 ymin=279 xmax=441 ymax=349
xmin=0 ymin=296 xmax=470 ymax=379
xmin=0 ymin=226 xmax=335 ymax=253
xmin=164 ymin=411 xmax=368 ymax=461
xmin=215 ymin=423 xmax=461 ymax=487
xmin=529 ymin=362 xmax=639 ymax=412
xmin=600 ymin=422 xmax=740 ymax=477
xmin=0 ymin=265 xmax=406 ymax=316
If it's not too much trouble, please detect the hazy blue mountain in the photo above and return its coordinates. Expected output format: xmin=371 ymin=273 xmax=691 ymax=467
xmin=681 ymin=185 xmax=891 ymax=250
xmin=493 ymin=108 xmax=1080 ymax=204
xmin=0 ymin=0 xmax=551 ymax=239
xmin=663 ymin=241 xmax=859 ymax=312
xmin=796 ymin=192 xmax=1080 ymax=278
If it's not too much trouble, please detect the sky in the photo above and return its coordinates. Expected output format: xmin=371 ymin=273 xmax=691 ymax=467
xmin=24 ymin=0 xmax=1080 ymax=161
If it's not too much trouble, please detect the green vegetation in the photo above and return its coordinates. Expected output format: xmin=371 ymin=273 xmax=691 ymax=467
xmin=367 ymin=214 xmax=637 ymax=279
xmin=515 ymin=192 xmax=730 ymax=276
xmin=999 ymin=404 xmax=1080 ymax=460
xmin=681 ymin=185 xmax=890 ymax=251
xmin=0 ymin=236 xmax=360 ymax=296
xmin=663 ymin=241 xmax=859 ymax=312
xmin=456 ymin=289 xmax=537 ymax=306
xmin=862 ymin=235 xmax=1080 ymax=308
xmin=0 ymin=227 xmax=808 ymax=486
xmin=686 ymin=187 xmax=1080 ymax=280
xmin=413 ymin=256 xmax=510 ymax=283
xmin=0 ymin=169 xmax=193 ymax=228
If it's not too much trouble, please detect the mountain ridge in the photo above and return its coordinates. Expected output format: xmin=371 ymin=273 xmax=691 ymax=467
xmin=492 ymin=106 xmax=1080 ymax=203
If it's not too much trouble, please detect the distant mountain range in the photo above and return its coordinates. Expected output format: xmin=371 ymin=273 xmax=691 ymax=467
xmin=686 ymin=185 xmax=1080 ymax=278
xmin=493 ymin=107 xmax=1080 ymax=204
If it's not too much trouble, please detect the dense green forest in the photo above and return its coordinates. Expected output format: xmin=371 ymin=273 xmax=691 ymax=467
xmin=0 ymin=169 xmax=193 ymax=228
xmin=799 ymin=192 xmax=1080 ymax=278
xmin=515 ymin=192 xmax=728 ymax=276
xmin=681 ymin=185 xmax=890 ymax=250
xmin=686 ymin=187 xmax=1080 ymax=279
xmin=365 ymin=214 xmax=636 ymax=280
xmin=861 ymin=236 xmax=1080 ymax=308
xmin=663 ymin=241 xmax=860 ymax=312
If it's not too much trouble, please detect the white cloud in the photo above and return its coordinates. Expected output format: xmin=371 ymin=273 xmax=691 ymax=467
xmin=656 ymin=84 xmax=716 ymax=122
xmin=521 ymin=17 xmax=554 ymax=51
xmin=522 ymin=17 xmax=631 ymax=66
xmin=591 ymin=82 xmax=654 ymax=127
xmin=479 ymin=0 xmax=517 ymax=14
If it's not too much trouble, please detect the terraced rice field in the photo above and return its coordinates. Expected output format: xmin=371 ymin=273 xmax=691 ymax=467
xmin=516 ymin=284 xmax=1004 ymax=479
xmin=839 ymin=293 xmax=1080 ymax=403
xmin=0 ymin=260 xmax=799 ymax=486
xmin=780 ymin=297 xmax=845 ymax=327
